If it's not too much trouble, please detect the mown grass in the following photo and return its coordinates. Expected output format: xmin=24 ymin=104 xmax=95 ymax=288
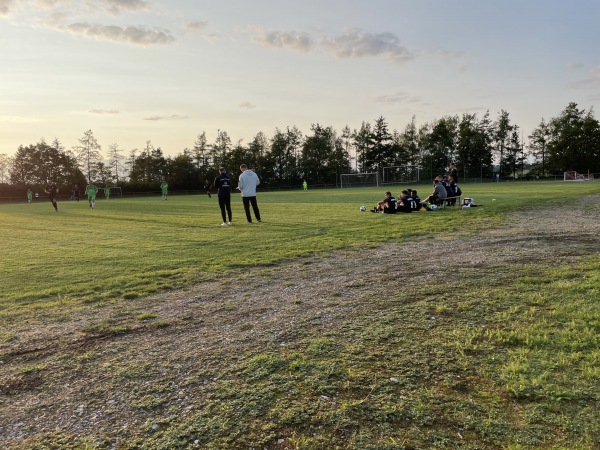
xmin=3 ymin=181 xmax=600 ymax=449
xmin=129 ymin=256 xmax=599 ymax=449
xmin=1 ymin=181 xmax=598 ymax=312
xmin=13 ymin=253 xmax=599 ymax=449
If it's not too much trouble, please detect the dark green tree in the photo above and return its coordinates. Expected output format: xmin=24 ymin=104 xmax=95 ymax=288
xmin=74 ymin=129 xmax=102 ymax=183
xmin=456 ymin=113 xmax=493 ymax=180
xmin=546 ymin=103 xmax=600 ymax=174
xmin=10 ymin=138 xmax=84 ymax=187
xmin=352 ymin=121 xmax=373 ymax=173
xmin=107 ymin=143 xmax=125 ymax=184
xmin=301 ymin=124 xmax=350 ymax=184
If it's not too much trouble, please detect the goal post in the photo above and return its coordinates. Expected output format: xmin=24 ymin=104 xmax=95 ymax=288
xmin=563 ymin=171 xmax=594 ymax=181
xmin=340 ymin=172 xmax=381 ymax=188
xmin=103 ymin=186 xmax=123 ymax=197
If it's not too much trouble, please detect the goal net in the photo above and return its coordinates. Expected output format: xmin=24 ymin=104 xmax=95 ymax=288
xmin=103 ymin=186 xmax=123 ymax=197
xmin=340 ymin=172 xmax=381 ymax=188
xmin=383 ymin=165 xmax=421 ymax=184
xmin=564 ymin=171 xmax=594 ymax=181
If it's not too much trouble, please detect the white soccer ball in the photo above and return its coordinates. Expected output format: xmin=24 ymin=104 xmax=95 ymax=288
xmin=430 ymin=205 xmax=438 ymax=210
xmin=360 ymin=205 xmax=366 ymax=211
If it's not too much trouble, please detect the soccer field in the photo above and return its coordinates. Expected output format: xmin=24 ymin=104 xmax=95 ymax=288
xmin=2 ymin=181 xmax=600 ymax=449
xmin=1 ymin=181 xmax=599 ymax=310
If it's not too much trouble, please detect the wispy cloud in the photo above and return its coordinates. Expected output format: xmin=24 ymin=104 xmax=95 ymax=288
xmin=88 ymin=109 xmax=119 ymax=115
xmin=185 ymin=21 xmax=207 ymax=32
xmin=2 ymin=0 xmax=149 ymax=17
xmin=63 ymin=22 xmax=175 ymax=46
xmin=251 ymin=26 xmax=414 ymax=64
xmin=1 ymin=1 xmax=173 ymax=46
xmin=0 ymin=0 xmax=15 ymax=16
xmin=321 ymin=28 xmax=413 ymax=63
xmin=568 ymin=66 xmax=600 ymax=89
xmin=238 ymin=101 xmax=256 ymax=109
xmin=252 ymin=27 xmax=314 ymax=53
xmin=103 ymin=0 xmax=150 ymax=14
xmin=374 ymin=92 xmax=421 ymax=104
xmin=566 ymin=61 xmax=584 ymax=71
xmin=143 ymin=115 xmax=188 ymax=121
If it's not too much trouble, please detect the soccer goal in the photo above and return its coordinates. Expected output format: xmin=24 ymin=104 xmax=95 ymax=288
xmin=104 ymin=186 xmax=123 ymax=197
xmin=564 ymin=171 xmax=594 ymax=181
xmin=340 ymin=172 xmax=381 ymax=188
xmin=383 ymin=165 xmax=421 ymax=184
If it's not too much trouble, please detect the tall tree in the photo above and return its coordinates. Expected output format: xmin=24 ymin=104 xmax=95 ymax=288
xmin=95 ymin=162 xmax=114 ymax=185
xmin=420 ymin=116 xmax=458 ymax=179
xmin=456 ymin=113 xmax=493 ymax=180
xmin=10 ymin=138 xmax=84 ymax=186
xmin=400 ymin=116 xmax=420 ymax=170
xmin=128 ymin=141 xmax=167 ymax=185
xmin=107 ymin=143 xmax=125 ymax=184
xmin=352 ymin=121 xmax=373 ymax=173
xmin=211 ymin=130 xmax=232 ymax=167
xmin=0 ymin=153 xmax=12 ymax=184
xmin=301 ymin=124 xmax=350 ymax=184
xmin=74 ymin=130 xmax=102 ymax=183
xmin=364 ymin=116 xmax=393 ymax=172
xmin=546 ymin=103 xmax=600 ymax=174
xmin=493 ymin=110 xmax=513 ymax=178
xmin=247 ymin=131 xmax=269 ymax=175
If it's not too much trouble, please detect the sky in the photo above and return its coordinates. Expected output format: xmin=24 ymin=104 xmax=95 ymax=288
xmin=1 ymin=0 xmax=600 ymax=158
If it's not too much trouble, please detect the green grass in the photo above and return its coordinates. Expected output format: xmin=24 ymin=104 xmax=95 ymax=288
xmin=2 ymin=181 xmax=600 ymax=450
xmin=1 ymin=181 xmax=598 ymax=312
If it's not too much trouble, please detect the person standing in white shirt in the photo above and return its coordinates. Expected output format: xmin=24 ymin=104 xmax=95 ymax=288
xmin=237 ymin=164 xmax=262 ymax=224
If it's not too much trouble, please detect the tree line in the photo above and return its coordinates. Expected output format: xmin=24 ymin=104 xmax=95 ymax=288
xmin=1 ymin=102 xmax=598 ymax=197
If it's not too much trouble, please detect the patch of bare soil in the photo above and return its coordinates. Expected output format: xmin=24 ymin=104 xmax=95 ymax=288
xmin=1 ymin=195 xmax=599 ymax=448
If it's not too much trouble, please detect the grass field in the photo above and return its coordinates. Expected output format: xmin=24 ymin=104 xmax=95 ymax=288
xmin=1 ymin=181 xmax=597 ymax=310
xmin=2 ymin=181 xmax=600 ymax=449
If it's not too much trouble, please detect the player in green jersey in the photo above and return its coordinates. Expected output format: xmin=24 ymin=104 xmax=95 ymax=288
xmin=104 ymin=186 xmax=110 ymax=200
xmin=160 ymin=181 xmax=168 ymax=200
xmin=85 ymin=183 xmax=98 ymax=209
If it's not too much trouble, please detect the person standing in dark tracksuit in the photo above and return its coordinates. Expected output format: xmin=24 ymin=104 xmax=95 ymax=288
xmin=214 ymin=167 xmax=232 ymax=226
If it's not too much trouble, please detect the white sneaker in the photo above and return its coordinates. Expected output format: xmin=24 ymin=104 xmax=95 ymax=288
xmin=227 ymin=222 xmax=232 ymax=225
xmin=221 ymin=222 xmax=228 ymax=226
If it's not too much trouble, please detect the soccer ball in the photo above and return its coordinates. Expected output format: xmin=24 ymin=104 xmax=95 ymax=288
xmin=430 ymin=204 xmax=438 ymax=210
xmin=360 ymin=205 xmax=366 ymax=211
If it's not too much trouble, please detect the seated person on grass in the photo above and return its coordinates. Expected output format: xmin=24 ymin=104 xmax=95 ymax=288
xmin=410 ymin=189 xmax=423 ymax=211
xmin=372 ymin=191 xmax=396 ymax=213
xmin=396 ymin=190 xmax=413 ymax=213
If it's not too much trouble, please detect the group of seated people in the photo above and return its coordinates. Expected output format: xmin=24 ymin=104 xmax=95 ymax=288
xmin=372 ymin=174 xmax=462 ymax=214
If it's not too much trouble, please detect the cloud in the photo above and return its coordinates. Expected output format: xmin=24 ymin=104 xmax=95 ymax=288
xmin=143 ymin=115 xmax=188 ymax=121
xmin=238 ymin=101 xmax=256 ymax=109
xmin=0 ymin=0 xmax=15 ymax=16
xmin=566 ymin=61 xmax=584 ymax=71
xmin=374 ymin=92 xmax=421 ymax=104
xmin=185 ymin=21 xmax=207 ymax=32
xmin=64 ymin=22 xmax=175 ymax=46
xmin=250 ymin=26 xmax=414 ymax=64
xmin=568 ymin=66 xmax=600 ymax=89
xmin=252 ymin=27 xmax=314 ymax=53
xmin=88 ymin=109 xmax=119 ymax=115
xmin=103 ymin=0 xmax=150 ymax=14
xmin=321 ymin=28 xmax=413 ymax=63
